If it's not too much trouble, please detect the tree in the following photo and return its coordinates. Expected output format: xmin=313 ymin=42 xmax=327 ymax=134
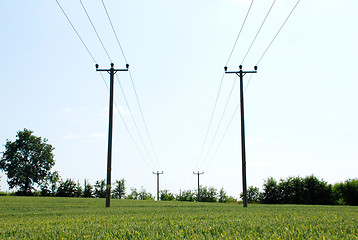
xmin=159 ymin=190 xmax=175 ymax=201
xmin=74 ymin=180 xmax=83 ymax=197
xmin=240 ymin=186 xmax=261 ymax=203
xmin=218 ymin=187 xmax=228 ymax=203
xmin=0 ymin=129 xmax=55 ymax=195
xmin=83 ymin=179 xmax=93 ymax=198
xmin=262 ymin=177 xmax=280 ymax=204
xmin=112 ymin=179 xmax=126 ymax=199
xmin=94 ymin=179 xmax=106 ymax=198
xmin=56 ymin=179 xmax=76 ymax=197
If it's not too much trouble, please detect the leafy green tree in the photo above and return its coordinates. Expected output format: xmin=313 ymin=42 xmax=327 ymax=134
xmin=56 ymin=179 xmax=76 ymax=197
xmin=74 ymin=180 xmax=83 ymax=197
xmin=94 ymin=179 xmax=106 ymax=198
xmin=83 ymin=179 xmax=93 ymax=198
xmin=198 ymin=186 xmax=217 ymax=202
xmin=176 ymin=190 xmax=195 ymax=202
xmin=138 ymin=187 xmax=154 ymax=200
xmin=262 ymin=177 xmax=281 ymax=204
xmin=0 ymin=129 xmax=55 ymax=195
xmin=112 ymin=179 xmax=126 ymax=199
xmin=302 ymin=175 xmax=332 ymax=205
xmin=241 ymin=186 xmax=261 ymax=203
xmin=333 ymin=179 xmax=358 ymax=206
xmin=159 ymin=190 xmax=175 ymax=201
xmin=218 ymin=187 xmax=228 ymax=203
xmin=127 ymin=188 xmax=139 ymax=200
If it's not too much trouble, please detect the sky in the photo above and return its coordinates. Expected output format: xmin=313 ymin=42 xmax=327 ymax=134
xmin=1 ymin=0 xmax=357 ymax=199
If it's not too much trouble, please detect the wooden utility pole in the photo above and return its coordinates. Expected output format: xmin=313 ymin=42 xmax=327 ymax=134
xmin=96 ymin=63 xmax=128 ymax=207
xmin=153 ymin=171 xmax=164 ymax=201
xmin=224 ymin=65 xmax=257 ymax=208
xmin=193 ymin=171 xmax=204 ymax=202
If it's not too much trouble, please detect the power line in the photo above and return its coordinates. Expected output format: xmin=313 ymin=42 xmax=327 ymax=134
xmin=226 ymin=0 xmax=255 ymax=66
xmin=55 ymin=0 xmax=154 ymax=171
xmin=79 ymin=0 xmax=112 ymax=62
xmin=241 ymin=0 xmax=276 ymax=65
xmin=194 ymin=72 xmax=225 ymax=171
xmin=199 ymin=77 xmax=237 ymax=170
xmin=203 ymin=101 xmax=239 ymax=171
xmin=99 ymin=0 xmax=162 ymax=170
xmin=55 ymin=0 xmax=96 ymax=63
xmin=101 ymin=0 xmax=128 ymax=64
xmin=256 ymin=0 xmax=301 ymax=66
xmin=128 ymin=70 xmax=163 ymax=171
xmin=195 ymin=0 xmax=255 ymax=170
xmin=115 ymin=75 xmax=159 ymax=170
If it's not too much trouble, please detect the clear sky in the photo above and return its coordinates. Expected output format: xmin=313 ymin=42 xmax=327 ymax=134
xmin=1 ymin=0 xmax=357 ymax=198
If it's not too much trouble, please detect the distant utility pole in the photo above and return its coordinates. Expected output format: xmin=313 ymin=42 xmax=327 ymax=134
xmin=153 ymin=171 xmax=164 ymax=201
xmin=224 ymin=65 xmax=257 ymax=208
xmin=96 ymin=63 xmax=129 ymax=208
xmin=193 ymin=171 xmax=204 ymax=202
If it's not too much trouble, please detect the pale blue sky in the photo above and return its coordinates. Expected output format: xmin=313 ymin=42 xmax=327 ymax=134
xmin=1 ymin=0 xmax=357 ymax=198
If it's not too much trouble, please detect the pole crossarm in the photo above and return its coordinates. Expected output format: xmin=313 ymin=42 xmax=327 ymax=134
xmin=223 ymin=65 xmax=257 ymax=208
xmin=95 ymin=62 xmax=129 ymax=208
xmin=96 ymin=63 xmax=129 ymax=73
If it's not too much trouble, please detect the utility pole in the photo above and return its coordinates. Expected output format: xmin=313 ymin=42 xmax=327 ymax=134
xmin=152 ymin=171 xmax=164 ymax=201
xmin=224 ymin=65 xmax=257 ymax=208
xmin=96 ymin=63 xmax=129 ymax=208
xmin=193 ymin=171 xmax=204 ymax=202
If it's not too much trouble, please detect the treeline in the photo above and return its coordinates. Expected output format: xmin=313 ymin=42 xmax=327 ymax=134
xmin=259 ymin=175 xmax=358 ymax=206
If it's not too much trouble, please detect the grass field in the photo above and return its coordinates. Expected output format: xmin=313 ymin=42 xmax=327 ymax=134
xmin=0 ymin=197 xmax=357 ymax=239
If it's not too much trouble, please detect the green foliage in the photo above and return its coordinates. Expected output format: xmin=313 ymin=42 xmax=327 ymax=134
xmin=198 ymin=186 xmax=217 ymax=202
xmin=159 ymin=190 xmax=175 ymax=201
xmin=127 ymin=187 xmax=154 ymax=200
xmin=94 ymin=180 xmax=106 ymax=198
xmin=262 ymin=175 xmax=334 ymax=205
xmin=56 ymin=179 xmax=76 ymax=197
xmin=176 ymin=190 xmax=195 ymax=202
xmin=333 ymin=179 xmax=358 ymax=206
xmin=82 ymin=179 xmax=93 ymax=198
xmin=0 ymin=129 xmax=55 ymax=195
xmin=240 ymin=186 xmax=261 ymax=203
xmin=1 ymin=197 xmax=357 ymax=239
xmin=112 ymin=179 xmax=126 ymax=199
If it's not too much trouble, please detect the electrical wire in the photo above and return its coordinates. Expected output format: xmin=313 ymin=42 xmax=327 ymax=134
xmin=100 ymin=0 xmax=162 ymax=171
xmin=241 ymin=0 xmax=276 ymax=65
xmin=101 ymin=0 xmax=128 ymax=64
xmin=79 ymin=0 xmax=112 ymax=63
xmin=55 ymin=0 xmax=96 ymax=63
xmin=226 ymin=0 xmax=255 ymax=67
xmin=55 ymin=0 xmax=154 ymax=170
xmin=203 ymin=102 xmax=240 ymax=171
xmin=199 ymin=77 xmax=237 ymax=170
xmin=256 ymin=0 xmax=301 ymax=66
xmin=115 ymin=75 xmax=159 ymax=170
xmin=128 ymin=70 xmax=163 ymax=171
xmin=193 ymin=72 xmax=225 ymax=171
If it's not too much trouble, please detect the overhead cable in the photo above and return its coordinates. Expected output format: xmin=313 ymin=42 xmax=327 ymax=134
xmin=101 ymin=0 xmax=128 ymax=64
xmin=226 ymin=0 xmax=255 ymax=66
xmin=79 ymin=0 xmax=112 ymax=62
xmin=256 ymin=0 xmax=301 ymax=66
xmin=115 ymin=75 xmax=159 ymax=170
xmin=199 ymin=77 xmax=238 ymax=170
xmin=55 ymin=0 xmax=153 ymax=170
xmin=55 ymin=0 xmax=96 ymax=63
xmin=241 ymin=0 xmax=276 ymax=65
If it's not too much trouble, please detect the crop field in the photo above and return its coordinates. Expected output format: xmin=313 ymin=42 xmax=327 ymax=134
xmin=0 ymin=197 xmax=357 ymax=239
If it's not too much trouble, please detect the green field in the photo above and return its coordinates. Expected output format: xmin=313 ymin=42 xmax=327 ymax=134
xmin=0 ymin=197 xmax=357 ymax=239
